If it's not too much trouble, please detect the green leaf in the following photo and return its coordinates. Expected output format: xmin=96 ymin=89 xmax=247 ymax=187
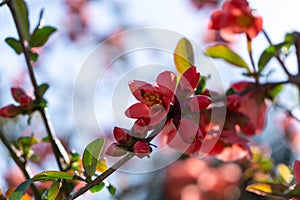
xmin=267 ymin=84 xmax=283 ymax=101
xmin=32 ymin=171 xmax=78 ymax=182
xmin=90 ymin=182 xmax=105 ymax=193
xmin=10 ymin=179 xmax=32 ymax=200
xmin=38 ymin=83 xmax=50 ymax=96
xmin=107 ymin=184 xmax=116 ymax=195
xmin=42 ymin=136 xmax=50 ymax=142
xmin=47 ymin=181 xmax=62 ymax=200
xmin=30 ymin=26 xmax=57 ymax=47
xmin=5 ymin=37 xmax=22 ymax=54
xmin=246 ymin=182 xmax=288 ymax=197
xmin=195 ymin=76 xmax=208 ymax=95
xmin=30 ymin=52 xmax=39 ymax=62
xmin=174 ymin=38 xmax=194 ymax=74
xmin=18 ymin=134 xmax=39 ymax=159
xmin=13 ymin=0 xmax=30 ymax=41
xmin=258 ymin=43 xmax=286 ymax=73
xmin=205 ymin=44 xmax=250 ymax=72
xmin=82 ymin=138 xmax=105 ymax=177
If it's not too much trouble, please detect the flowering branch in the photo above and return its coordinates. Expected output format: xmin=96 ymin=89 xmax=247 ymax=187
xmin=66 ymin=153 xmax=134 ymax=200
xmin=0 ymin=131 xmax=40 ymax=199
xmin=6 ymin=0 xmax=69 ymax=172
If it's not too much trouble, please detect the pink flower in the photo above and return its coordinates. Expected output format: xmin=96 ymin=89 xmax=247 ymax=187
xmin=209 ymin=0 xmax=263 ymax=38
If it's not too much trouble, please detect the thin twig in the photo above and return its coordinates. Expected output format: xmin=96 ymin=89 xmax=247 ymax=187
xmin=7 ymin=0 xmax=69 ymax=171
xmin=246 ymin=35 xmax=258 ymax=83
xmin=262 ymin=30 xmax=292 ymax=77
xmin=67 ymin=120 xmax=167 ymax=200
xmin=66 ymin=153 xmax=135 ymax=200
xmin=0 ymin=131 xmax=41 ymax=199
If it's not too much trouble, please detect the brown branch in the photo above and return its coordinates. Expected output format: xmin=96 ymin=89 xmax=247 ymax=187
xmin=67 ymin=120 xmax=167 ymax=200
xmin=66 ymin=153 xmax=135 ymax=200
xmin=293 ymin=32 xmax=300 ymax=76
xmin=0 ymin=131 xmax=41 ymax=199
xmin=7 ymin=0 xmax=69 ymax=171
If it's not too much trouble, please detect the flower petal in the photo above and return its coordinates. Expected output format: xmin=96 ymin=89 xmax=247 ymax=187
xmin=156 ymin=71 xmax=177 ymax=99
xmin=125 ymin=103 xmax=150 ymax=118
xmin=128 ymin=80 xmax=153 ymax=101
xmin=185 ymin=95 xmax=211 ymax=112
xmin=216 ymin=144 xmax=251 ymax=162
xmin=11 ymin=87 xmax=27 ymax=103
xmin=294 ymin=160 xmax=300 ymax=183
xmin=177 ymin=66 xmax=200 ymax=97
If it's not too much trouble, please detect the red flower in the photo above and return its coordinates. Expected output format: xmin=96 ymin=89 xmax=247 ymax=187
xmin=125 ymin=71 xmax=177 ymax=127
xmin=209 ymin=0 xmax=263 ymax=38
xmin=232 ymin=81 xmax=267 ymax=135
xmin=163 ymin=118 xmax=203 ymax=154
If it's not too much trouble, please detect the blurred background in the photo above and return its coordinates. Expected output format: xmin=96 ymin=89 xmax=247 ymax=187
xmin=0 ymin=0 xmax=300 ymax=199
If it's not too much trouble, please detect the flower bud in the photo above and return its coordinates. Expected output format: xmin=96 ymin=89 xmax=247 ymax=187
xmin=19 ymin=95 xmax=33 ymax=107
xmin=133 ymin=141 xmax=151 ymax=158
xmin=11 ymin=87 xmax=27 ymax=103
xmin=105 ymin=143 xmax=128 ymax=157
xmin=0 ymin=104 xmax=22 ymax=118
xmin=113 ymin=127 xmax=133 ymax=145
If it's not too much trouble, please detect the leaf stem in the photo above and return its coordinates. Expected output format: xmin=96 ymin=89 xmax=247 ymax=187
xmin=7 ymin=0 xmax=69 ymax=171
xmin=0 ymin=131 xmax=41 ymax=199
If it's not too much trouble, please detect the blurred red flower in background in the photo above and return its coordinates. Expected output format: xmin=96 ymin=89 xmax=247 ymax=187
xmin=209 ymin=0 xmax=263 ymax=38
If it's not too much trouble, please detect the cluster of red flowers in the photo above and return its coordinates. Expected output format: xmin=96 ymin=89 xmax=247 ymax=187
xmin=107 ymin=65 xmax=268 ymax=160
xmin=0 ymin=87 xmax=36 ymax=118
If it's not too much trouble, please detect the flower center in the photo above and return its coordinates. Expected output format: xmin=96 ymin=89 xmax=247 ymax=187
xmin=236 ymin=15 xmax=253 ymax=28
xmin=143 ymin=91 xmax=163 ymax=107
